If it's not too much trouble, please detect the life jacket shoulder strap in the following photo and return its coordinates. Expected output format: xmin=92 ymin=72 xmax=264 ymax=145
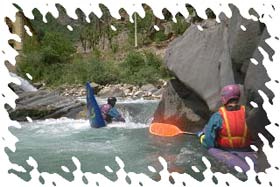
xmin=240 ymin=105 xmax=248 ymax=146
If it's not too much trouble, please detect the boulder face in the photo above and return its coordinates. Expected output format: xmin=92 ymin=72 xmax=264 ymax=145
xmin=165 ymin=6 xmax=267 ymax=111
xmin=154 ymin=6 xmax=274 ymax=143
xmin=152 ymin=78 xmax=210 ymax=132
xmin=165 ymin=19 xmax=234 ymax=111
xmin=244 ymin=26 xmax=275 ymax=104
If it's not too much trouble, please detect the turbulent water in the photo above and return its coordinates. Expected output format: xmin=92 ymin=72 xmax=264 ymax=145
xmin=7 ymin=98 xmax=236 ymax=183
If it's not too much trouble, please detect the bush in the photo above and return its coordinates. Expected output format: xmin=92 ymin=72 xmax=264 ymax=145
xmin=53 ymin=56 xmax=120 ymax=86
xmin=17 ymin=31 xmax=76 ymax=84
xmin=18 ymin=34 xmax=170 ymax=87
xmin=152 ymin=30 xmax=169 ymax=43
xmin=77 ymin=60 xmax=120 ymax=85
xmin=22 ymin=35 xmax=40 ymax=53
xmin=121 ymin=51 xmax=146 ymax=70
xmin=119 ymin=51 xmax=170 ymax=85
xmin=172 ymin=14 xmax=190 ymax=36
xmin=41 ymin=32 xmax=75 ymax=64
xmin=17 ymin=51 xmax=43 ymax=81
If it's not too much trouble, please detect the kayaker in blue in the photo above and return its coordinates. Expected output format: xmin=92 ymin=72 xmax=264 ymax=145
xmin=197 ymin=84 xmax=252 ymax=151
xmin=100 ymin=97 xmax=125 ymax=123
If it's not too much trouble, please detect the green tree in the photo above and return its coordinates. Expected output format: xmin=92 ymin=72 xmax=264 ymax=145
xmin=99 ymin=4 xmax=119 ymax=50
xmin=120 ymin=51 xmax=170 ymax=85
xmin=41 ymin=32 xmax=75 ymax=64
xmin=172 ymin=13 xmax=190 ymax=36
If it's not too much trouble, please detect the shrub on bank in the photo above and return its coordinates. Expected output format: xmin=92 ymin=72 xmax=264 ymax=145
xmin=17 ymin=31 xmax=75 ymax=85
xmin=40 ymin=32 xmax=75 ymax=65
xmin=119 ymin=51 xmax=170 ymax=85
xmin=61 ymin=57 xmax=120 ymax=85
xmin=18 ymin=34 xmax=170 ymax=87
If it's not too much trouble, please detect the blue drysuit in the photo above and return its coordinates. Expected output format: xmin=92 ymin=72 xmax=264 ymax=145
xmin=100 ymin=104 xmax=125 ymax=123
xmin=200 ymin=112 xmax=223 ymax=149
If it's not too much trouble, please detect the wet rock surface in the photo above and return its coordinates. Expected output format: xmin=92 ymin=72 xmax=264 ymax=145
xmin=7 ymin=88 xmax=85 ymax=121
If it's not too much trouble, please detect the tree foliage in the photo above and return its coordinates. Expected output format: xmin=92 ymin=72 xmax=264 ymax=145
xmin=41 ymin=32 xmax=75 ymax=64
xmin=119 ymin=51 xmax=170 ymax=85
xmin=18 ymin=4 xmax=197 ymax=86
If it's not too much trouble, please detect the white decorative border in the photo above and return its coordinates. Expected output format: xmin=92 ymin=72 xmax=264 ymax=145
xmin=0 ymin=0 xmax=279 ymax=186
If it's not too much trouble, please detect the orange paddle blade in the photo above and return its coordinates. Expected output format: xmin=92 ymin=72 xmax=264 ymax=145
xmin=149 ymin=122 xmax=191 ymax=137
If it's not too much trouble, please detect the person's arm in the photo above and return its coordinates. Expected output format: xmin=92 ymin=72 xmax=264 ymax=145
xmin=108 ymin=107 xmax=125 ymax=122
xmin=200 ymin=112 xmax=223 ymax=149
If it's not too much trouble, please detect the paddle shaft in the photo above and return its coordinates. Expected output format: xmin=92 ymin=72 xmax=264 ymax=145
xmin=181 ymin=131 xmax=197 ymax=136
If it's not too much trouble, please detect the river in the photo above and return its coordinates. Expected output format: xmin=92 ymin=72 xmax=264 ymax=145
xmin=7 ymin=98 xmax=241 ymax=183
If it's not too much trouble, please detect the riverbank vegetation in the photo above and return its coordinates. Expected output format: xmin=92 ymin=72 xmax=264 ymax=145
xmin=16 ymin=4 xmax=200 ymax=87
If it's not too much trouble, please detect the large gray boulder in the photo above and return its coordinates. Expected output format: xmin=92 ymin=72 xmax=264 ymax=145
xmin=243 ymin=27 xmax=275 ymax=146
xmin=244 ymin=26 xmax=274 ymax=104
xmin=165 ymin=6 xmax=265 ymax=111
xmin=165 ymin=19 xmax=234 ymax=111
xmin=153 ymin=5 xmax=274 ymax=144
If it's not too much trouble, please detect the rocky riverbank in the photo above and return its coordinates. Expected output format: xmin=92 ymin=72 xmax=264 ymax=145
xmin=7 ymin=79 xmax=166 ymax=121
xmin=54 ymin=80 xmax=167 ymax=100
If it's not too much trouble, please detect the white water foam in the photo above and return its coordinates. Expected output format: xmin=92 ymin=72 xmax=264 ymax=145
xmin=19 ymin=118 xmax=90 ymax=137
xmin=107 ymin=121 xmax=148 ymax=129
xmin=21 ymin=117 xmax=149 ymax=134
